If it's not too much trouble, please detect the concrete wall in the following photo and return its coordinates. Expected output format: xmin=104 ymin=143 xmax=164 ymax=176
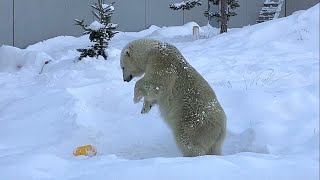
xmin=0 ymin=0 xmax=13 ymax=46
xmin=221 ymin=0 xmax=319 ymax=28
xmin=146 ymin=0 xmax=183 ymax=27
xmin=113 ymin=0 xmax=208 ymax=31
xmin=112 ymin=0 xmax=146 ymax=32
xmin=233 ymin=0 xmax=266 ymax=27
xmin=13 ymin=0 xmax=94 ymax=48
xmin=184 ymin=2 xmax=209 ymax=25
xmin=0 ymin=0 xmax=319 ymax=48
xmin=285 ymin=0 xmax=319 ymax=16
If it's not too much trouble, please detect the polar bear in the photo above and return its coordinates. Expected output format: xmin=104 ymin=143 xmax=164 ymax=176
xmin=120 ymin=39 xmax=226 ymax=157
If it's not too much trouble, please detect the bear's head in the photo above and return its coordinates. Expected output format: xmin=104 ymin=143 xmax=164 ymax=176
xmin=120 ymin=47 xmax=144 ymax=82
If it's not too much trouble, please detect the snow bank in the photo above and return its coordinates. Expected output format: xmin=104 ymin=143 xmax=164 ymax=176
xmin=201 ymin=4 xmax=320 ymax=52
xmin=0 ymin=45 xmax=51 ymax=73
xmin=148 ymin=22 xmax=203 ymax=38
xmin=246 ymin=4 xmax=319 ymax=51
xmin=26 ymin=36 xmax=92 ymax=60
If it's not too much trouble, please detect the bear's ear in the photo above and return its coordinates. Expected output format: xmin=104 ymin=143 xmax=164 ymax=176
xmin=125 ymin=49 xmax=130 ymax=57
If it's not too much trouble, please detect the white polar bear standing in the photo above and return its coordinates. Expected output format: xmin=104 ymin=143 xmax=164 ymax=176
xmin=120 ymin=39 xmax=226 ymax=157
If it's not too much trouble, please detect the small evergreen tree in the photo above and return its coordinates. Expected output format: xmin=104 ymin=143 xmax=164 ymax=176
xmin=204 ymin=0 xmax=240 ymax=33
xmin=170 ymin=0 xmax=239 ymax=34
xmin=75 ymin=0 xmax=118 ymax=60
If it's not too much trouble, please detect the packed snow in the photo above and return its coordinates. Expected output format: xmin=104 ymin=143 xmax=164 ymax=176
xmin=102 ymin=4 xmax=114 ymax=11
xmin=87 ymin=20 xmax=105 ymax=31
xmin=0 ymin=4 xmax=319 ymax=180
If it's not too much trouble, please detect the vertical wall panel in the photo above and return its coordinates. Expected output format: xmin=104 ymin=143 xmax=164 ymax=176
xmin=14 ymin=0 xmax=94 ymax=48
xmin=146 ymin=0 xmax=183 ymax=28
xmin=246 ymin=0 xmax=265 ymax=26
xmin=14 ymin=0 xmax=66 ymax=47
xmin=64 ymin=0 xmax=95 ymax=36
xmin=1 ymin=0 xmax=318 ymax=48
xmin=112 ymin=0 xmax=146 ymax=32
xmin=279 ymin=1 xmax=286 ymax=18
xmin=285 ymin=0 xmax=319 ymax=16
xmin=228 ymin=0 xmax=249 ymax=28
xmin=0 ymin=0 xmax=13 ymax=46
xmin=184 ymin=2 xmax=208 ymax=26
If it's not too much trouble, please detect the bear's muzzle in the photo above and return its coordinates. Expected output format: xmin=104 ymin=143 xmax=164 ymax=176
xmin=124 ymin=75 xmax=133 ymax=82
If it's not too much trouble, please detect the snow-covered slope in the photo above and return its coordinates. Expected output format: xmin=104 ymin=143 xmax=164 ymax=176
xmin=0 ymin=4 xmax=319 ymax=180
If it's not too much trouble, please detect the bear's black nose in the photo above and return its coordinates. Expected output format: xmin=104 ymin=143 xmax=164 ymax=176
xmin=124 ymin=75 xmax=133 ymax=82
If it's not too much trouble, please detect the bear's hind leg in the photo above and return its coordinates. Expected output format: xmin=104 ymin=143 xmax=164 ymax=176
xmin=176 ymin=140 xmax=207 ymax=157
xmin=207 ymin=143 xmax=222 ymax=155
xmin=176 ymin=121 xmax=225 ymax=157
xmin=207 ymin=129 xmax=225 ymax=155
xmin=175 ymin=128 xmax=207 ymax=157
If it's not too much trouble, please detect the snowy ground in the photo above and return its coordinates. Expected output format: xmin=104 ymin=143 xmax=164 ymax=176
xmin=0 ymin=4 xmax=319 ymax=180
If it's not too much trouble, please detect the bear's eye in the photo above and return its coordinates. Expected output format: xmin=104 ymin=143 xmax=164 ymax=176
xmin=121 ymin=67 xmax=125 ymax=70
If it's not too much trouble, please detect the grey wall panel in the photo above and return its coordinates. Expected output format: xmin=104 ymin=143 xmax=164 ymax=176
xmin=2 ymin=0 xmax=318 ymax=48
xmin=112 ymin=0 xmax=146 ymax=32
xmin=246 ymin=0 xmax=265 ymax=25
xmin=285 ymin=0 xmax=319 ymax=16
xmin=184 ymin=3 xmax=208 ymax=26
xmin=0 ymin=0 xmax=13 ymax=46
xmin=14 ymin=0 xmax=94 ymax=48
xmin=146 ymin=0 xmax=183 ymax=28
xmin=228 ymin=0 xmax=248 ymax=28
xmin=279 ymin=1 xmax=286 ymax=18
xmin=15 ymin=0 xmax=66 ymax=47
xmin=65 ymin=0 xmax=95 ymax=36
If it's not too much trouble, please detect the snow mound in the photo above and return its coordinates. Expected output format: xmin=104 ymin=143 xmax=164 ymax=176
xmin=26 ymin=36 xmax=91 ymax=60
xmin=203 ymin=4 xmax=320 ymax=52
xmin=148 ymin=22 xmax=202 ymax=38
xmin=0 ymin=45 xmax=52 ymax=73
xmin=139 ymin=25 xmax=161 ymax=35
xmin=247 ymin=4 xmax=319 ymax=50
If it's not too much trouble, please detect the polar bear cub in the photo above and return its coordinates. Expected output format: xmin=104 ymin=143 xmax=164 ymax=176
xmin=120 ymin=38 xmax=226 ymax=157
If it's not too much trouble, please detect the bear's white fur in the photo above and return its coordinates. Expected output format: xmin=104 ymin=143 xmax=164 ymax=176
xmin=120 ymin=39 xmax=226 ymax=156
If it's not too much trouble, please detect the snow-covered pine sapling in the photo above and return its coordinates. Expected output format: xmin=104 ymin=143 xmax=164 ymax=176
xmin=169 ymin=0 xmax=239 ymax=34
xmin=204 ymin=0 xmax=219 ymax=22
xmin=204 ymin=0 xmax=239 ymax=21
xmin=204 ymin=0 xmax=239 ymax=33
xmin=169 ymin=0 xmax=202 ymax=11
xmin=75 ymin=0 xmax=118 ymax=60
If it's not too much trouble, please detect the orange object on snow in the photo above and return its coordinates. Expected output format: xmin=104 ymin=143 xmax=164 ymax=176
xmin=73 ymin=145 xmax=97 ymax=157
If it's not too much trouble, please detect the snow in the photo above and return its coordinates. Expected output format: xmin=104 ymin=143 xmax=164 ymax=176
xmin=0 ymin=4 xmax=319 ymax=180
xmin=87 ymin=20 xmax=105 ymax=31
xmin=102 ymin=4 xmax=114 ymax=11
xmin=147 ymin=22 xmax=216 ymax=39
xmin=0 ymin=45 xmax=51 ymax=73
xmin=172 ymin=2 xmax=187 ymax=8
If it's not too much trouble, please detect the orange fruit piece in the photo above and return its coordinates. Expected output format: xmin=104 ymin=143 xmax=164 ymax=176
xmin=73 ymin=144 xmax=97 ymax=157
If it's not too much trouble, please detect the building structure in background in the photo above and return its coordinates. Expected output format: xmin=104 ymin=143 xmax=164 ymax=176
xmin=0 ymin=0 xmax=318 ymax=48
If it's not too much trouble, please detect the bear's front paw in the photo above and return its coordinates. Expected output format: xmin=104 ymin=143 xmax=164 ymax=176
xmin=141 ymin=105 xmax=152 ymax=114
xmin=133 ymin=95 xmax=143 ymax=104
